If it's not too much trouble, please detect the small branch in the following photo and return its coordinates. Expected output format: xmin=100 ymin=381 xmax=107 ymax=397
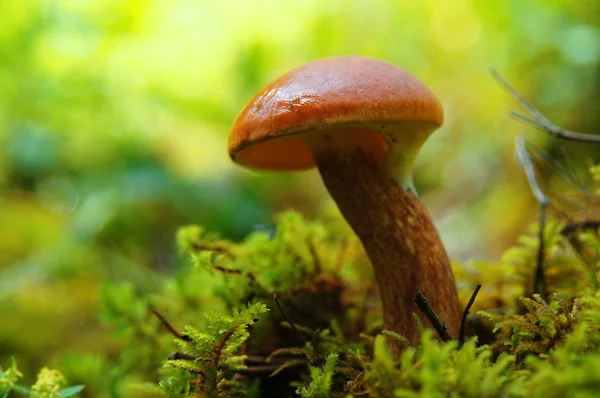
xmin=151 ymin=307 xmax=190 ymax=341
xmin=459 ymin=284 xmax=482 ymax=347
xmin=414 ymin=291 xmax=453 ymax=342
xmin=245 ymin=355 xmax=292 ymax=364
xmin=511 ymin=112 xmax=600 ymax=143
xmin=279 ymin=321 xmax=346 ymax=347
xmin=273 ymin=293 xmax=302 ymax=341
xmin=561 ymin=221 xmax=600 ymax=236
xmin=167 ymin=352 xmax=291 ymax=363
xmin=515 ymin=137 xmax=550 ymax=298
xmin=491 ymin=68 xmax=600 ymax=143
xmin=243 ymin=363 xmax=302 ymax=375
xmin=208 ymin=263 xmax=259 ymax=286
xmin=525 ymin=142 xmax=588 ymax=192
xmin=515 ymin=137 xmax=551 ymax=207
xmin=213 ymin=329 xmax=236 ymax=368
xmin=267 ymin=360 xmax=307 ymax=377
xmin=210 ymin=264 xmax=242 ymax=275
xmin=534 ymin=202 xmax=549 ymax=298
xmin=168 ymin=352 xmax=196 ymax=361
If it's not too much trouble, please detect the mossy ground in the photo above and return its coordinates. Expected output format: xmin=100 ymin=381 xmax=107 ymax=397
xmin=5 ymin=199 xmax=600 ymax=397
xmin=122 ymin=205 xmax=600 ymax=396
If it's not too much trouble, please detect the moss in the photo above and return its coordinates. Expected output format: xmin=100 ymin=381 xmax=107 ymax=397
xmin=9 ymin=183 xmax=600 ymax=397
xmin=0 ymin=358 xmax=84 ymax=397
xmin=92 ymin=194 xmax=591 ymax=398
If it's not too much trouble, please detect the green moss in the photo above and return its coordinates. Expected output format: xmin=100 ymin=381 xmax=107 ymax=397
xmin=0 ymin=358 xmax=84 ymax=398
xmin=144 ymin=205 xmax=600 ymax=397
xmin=162 ymin=302 xmax=269 ymax=397
xmin=8 ymin=186 xmax=600 ymax=397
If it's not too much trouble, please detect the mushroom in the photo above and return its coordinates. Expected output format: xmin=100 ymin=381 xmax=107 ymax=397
xmin=227 ymin=56 xmax=461 ymax=356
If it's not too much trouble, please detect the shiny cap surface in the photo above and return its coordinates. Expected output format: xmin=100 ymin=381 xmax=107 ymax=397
xmin=228 ymin=56 xmax=443 ymax=170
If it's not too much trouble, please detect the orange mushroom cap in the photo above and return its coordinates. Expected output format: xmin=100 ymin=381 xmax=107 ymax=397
xmin=228 ymin=56 xmax=444 ymax=171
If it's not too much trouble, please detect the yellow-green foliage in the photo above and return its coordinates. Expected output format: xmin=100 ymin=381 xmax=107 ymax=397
xmin=162 ymin=303 xmax=268 ymax=398
xmin=0 ymin=358 xmax=84 ymax=398
xmin=454 ymin=219 xmax=595 ymax=312
xmin=177 ymin=211 xmax=357 ymax=299
xmin=153 ymin=208 xmax=600 ymax=397
xmin=480 ymin=294 xmax=589 ymax=360
xmin=296 ymin=354 xmax=338 ymax=398
xmin=0 ymin=358 xmax=23 ymax=395
xmin=21 ymin=200 xmax=600 ymax=397
xmin=356 ymin=331 xmax=520 ymax=397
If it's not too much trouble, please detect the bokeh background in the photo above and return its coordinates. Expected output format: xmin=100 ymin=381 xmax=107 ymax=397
xmin=2 ymin=0 xmax=600 ymax=391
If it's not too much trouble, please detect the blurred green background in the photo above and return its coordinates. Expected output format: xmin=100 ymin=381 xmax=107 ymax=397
xmin=1 ymin=0 xmax=600 ymax=391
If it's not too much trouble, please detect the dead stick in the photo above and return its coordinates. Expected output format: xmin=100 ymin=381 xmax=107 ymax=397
xmin=459 ymin=284 xmax=482 ymax=347
xmin=414 ymin=291 xmax=453 ymax=342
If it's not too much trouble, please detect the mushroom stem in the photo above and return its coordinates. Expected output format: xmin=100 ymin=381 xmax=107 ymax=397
xmin=312 ymin=146 xmax=461 ymax=357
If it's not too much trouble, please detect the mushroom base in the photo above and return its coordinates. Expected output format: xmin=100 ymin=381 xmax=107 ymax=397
xmin=313 ymin=148 xmax=461 ymax=357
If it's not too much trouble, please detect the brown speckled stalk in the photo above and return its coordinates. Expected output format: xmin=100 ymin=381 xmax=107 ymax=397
xmin=227 ymin=56 xmax=460 ymax=356
xmin=313 ymin=148 xmax=461 ymax=357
